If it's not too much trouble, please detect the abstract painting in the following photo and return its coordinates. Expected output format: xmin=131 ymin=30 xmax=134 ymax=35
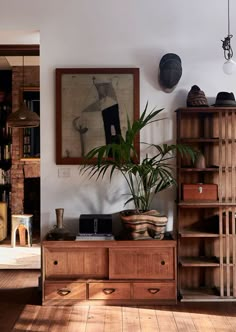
xmin=56 ymin=68 xmax=139 ymax=164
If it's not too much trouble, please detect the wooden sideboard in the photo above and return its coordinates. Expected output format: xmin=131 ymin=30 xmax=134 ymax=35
xmin=42 ymin=239 xmax=177 ymax=305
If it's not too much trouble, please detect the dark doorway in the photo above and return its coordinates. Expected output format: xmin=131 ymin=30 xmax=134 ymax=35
xmin=24 ymin=177 xmax=40 ymax=235
xmin=0 ymin=43 xmax=40 ymax=270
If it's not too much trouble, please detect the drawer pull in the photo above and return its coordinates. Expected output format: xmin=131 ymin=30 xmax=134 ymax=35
xmin=148 ymin=288 xmax=160 ymax=294
xmin=198 ymin=186 xmax=203 ymax=194
xmin=103 ymin=288 xmax=116 ymax=295
xmin=161 ymin=260 xmax=165 ymax=265
xmin=57 ymin=288 xmax=71 ymax=296
xmin=53 ymin=260 xmax=58 ymax=265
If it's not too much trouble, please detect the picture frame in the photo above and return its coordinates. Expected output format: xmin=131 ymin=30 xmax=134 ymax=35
xmin=55 ymin=68 xmax=140 ymax=164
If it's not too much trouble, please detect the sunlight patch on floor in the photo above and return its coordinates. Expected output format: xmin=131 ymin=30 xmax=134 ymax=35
xmin=0 ymin=245 xmax=40 ymax=269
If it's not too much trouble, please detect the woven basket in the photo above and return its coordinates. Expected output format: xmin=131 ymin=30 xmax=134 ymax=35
xmin=120 ymin=209 xmax=168 ymax=240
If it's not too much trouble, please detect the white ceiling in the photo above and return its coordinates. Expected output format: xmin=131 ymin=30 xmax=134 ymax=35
xmin=0 ymin=56 xmax=39 ymax=69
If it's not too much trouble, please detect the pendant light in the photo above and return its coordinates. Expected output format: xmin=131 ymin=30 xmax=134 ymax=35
xmin=7 ymin=56 xmax=40 ymax=128
xmin=222 ymin=0 xmax=236 ymax=75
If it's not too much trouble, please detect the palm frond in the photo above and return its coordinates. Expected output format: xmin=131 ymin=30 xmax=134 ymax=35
xmin=81 ymin=103 xmax=196 ymax=211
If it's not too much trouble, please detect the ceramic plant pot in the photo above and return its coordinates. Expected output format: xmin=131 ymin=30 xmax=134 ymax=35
xmin=120 ymin=209 xmax=168 ymax=240
xmin=194 ymin=153 xmax=206 ymax=168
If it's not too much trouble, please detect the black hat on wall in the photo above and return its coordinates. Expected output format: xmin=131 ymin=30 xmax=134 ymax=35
xmin=213 ymin=92 xmax=236 ymax=106
xmin=158 ymin=53 xmax=182 ymax=92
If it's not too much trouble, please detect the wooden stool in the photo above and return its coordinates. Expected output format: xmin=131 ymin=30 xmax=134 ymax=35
xmin=11 ymin=214 xmax=33 ymax=247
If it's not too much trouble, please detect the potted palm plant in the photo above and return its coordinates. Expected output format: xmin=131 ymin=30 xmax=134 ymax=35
xmin=82 ymin=103 xmax=195 ymax=240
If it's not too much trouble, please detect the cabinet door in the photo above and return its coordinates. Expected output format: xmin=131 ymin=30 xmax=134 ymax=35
xmin=45 ymin=250 xmax=68 ymax=277
xmin=44 ymin=247 xmax=108 ymax=279
xmin=68 ymin=248 xmax=108 ymax=278
xmin=109 ymin=248 xmax=175 ymax=280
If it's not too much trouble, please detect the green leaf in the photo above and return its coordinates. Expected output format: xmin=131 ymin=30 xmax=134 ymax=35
xmin=81 ymin=102 xmax=196 ymax=211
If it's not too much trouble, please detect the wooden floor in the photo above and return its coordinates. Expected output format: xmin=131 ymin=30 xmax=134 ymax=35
xmin=0 ymin=271 xmax=236 ymax=332
xmin=0 ymin=234 xmax=40 ymax=269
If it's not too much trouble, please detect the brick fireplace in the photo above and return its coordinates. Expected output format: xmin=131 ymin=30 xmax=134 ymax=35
xmin=11 ymin=66 xmax=40 ymax=220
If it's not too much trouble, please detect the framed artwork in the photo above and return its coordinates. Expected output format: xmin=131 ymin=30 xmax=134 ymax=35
xmin=55 ymin=68 xmax=140 ymax=164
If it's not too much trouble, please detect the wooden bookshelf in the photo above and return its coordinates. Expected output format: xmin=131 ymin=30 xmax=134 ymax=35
xmin=176 ymin=107 xmax=236 ymax=302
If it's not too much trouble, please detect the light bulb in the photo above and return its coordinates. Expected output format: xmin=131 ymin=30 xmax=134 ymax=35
xmin=223 ymin=59 xmax=236 ymax=74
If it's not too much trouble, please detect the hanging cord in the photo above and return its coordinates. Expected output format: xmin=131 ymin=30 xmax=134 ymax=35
xmin=22 ymin=56 xmax=24 ymax=87
xmin=228 ymin=0 xmax=231 ymax=36
xmin=222 ymin=0 xmax=233 ymax=60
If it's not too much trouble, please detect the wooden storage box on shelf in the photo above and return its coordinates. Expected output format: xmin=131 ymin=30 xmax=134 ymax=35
xmin=42 ymin=239 xmax=177 ymax=305
xmin=182 ymin=183 xmax=218 ymax=201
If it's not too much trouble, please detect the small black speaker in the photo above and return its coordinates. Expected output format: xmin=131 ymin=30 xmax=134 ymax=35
xmin=79 ymin=214 xmax=112 ymax=235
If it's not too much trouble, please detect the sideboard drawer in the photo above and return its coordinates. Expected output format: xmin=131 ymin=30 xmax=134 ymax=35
xmin=44 ymin=282 xmax=86 ymax=300
xmin=133 ymin=282 xmax=176 ymax=300
xmin=89 ymin=282 xmax=131 ymax=300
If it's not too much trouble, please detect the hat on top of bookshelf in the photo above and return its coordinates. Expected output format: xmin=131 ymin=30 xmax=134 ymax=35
xmin=213 ymin=92 xmax=236 ymax=106
xmin=158 ymin=53 xmax=182 ymax=92
xmin=186 ymin=85 xmax=208 ymax=107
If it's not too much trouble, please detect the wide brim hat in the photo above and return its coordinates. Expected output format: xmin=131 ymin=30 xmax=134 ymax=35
xmin=213 ymin=92 xmax=236 ymax=106
xmin=159 ymin=53 xmax=182 ymax=91
xmin=187 ymin=85 xmax=208 ymax=107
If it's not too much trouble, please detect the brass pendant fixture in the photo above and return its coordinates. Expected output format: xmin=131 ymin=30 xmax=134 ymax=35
xmin=7 ymin=56 xmax=40 ymax=128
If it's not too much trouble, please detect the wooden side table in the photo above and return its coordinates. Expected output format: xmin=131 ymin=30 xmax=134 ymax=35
xmin=11 ymin=214 xmax=33 ymax=247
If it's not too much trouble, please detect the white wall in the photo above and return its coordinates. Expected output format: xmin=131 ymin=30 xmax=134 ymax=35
xmin=0 ymin=0 xmax=236 ymax=237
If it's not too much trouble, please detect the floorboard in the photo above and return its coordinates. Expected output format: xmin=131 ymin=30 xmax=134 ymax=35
xmin=208 ymin=314 xmax=234 ymax=332
xmin=155 ymin=309 xmax=178 ymax=331
xmin=66 ymin=306 xmax=89 ymax=332
xmin=104 ymin=306 xmax=123 ymax=332
xmin=13 ymin=304 xmax=40 ymax=331
xmin=122 ymin=306 xmax=141 ymax=332
xmin=0 ymin=236 xmax=40 ymax=269
xmin=172 ymin=310 xmax=198 ymax=331
xmin=189 ymin=312 xmax=215 ymax=332
xmin=138 ymin=307 xmax=160 ymax=332
xmin=86 ymin=306 xmax=107 ymax=332
xmin=0 ymin=270 xmax=236 ymax=332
